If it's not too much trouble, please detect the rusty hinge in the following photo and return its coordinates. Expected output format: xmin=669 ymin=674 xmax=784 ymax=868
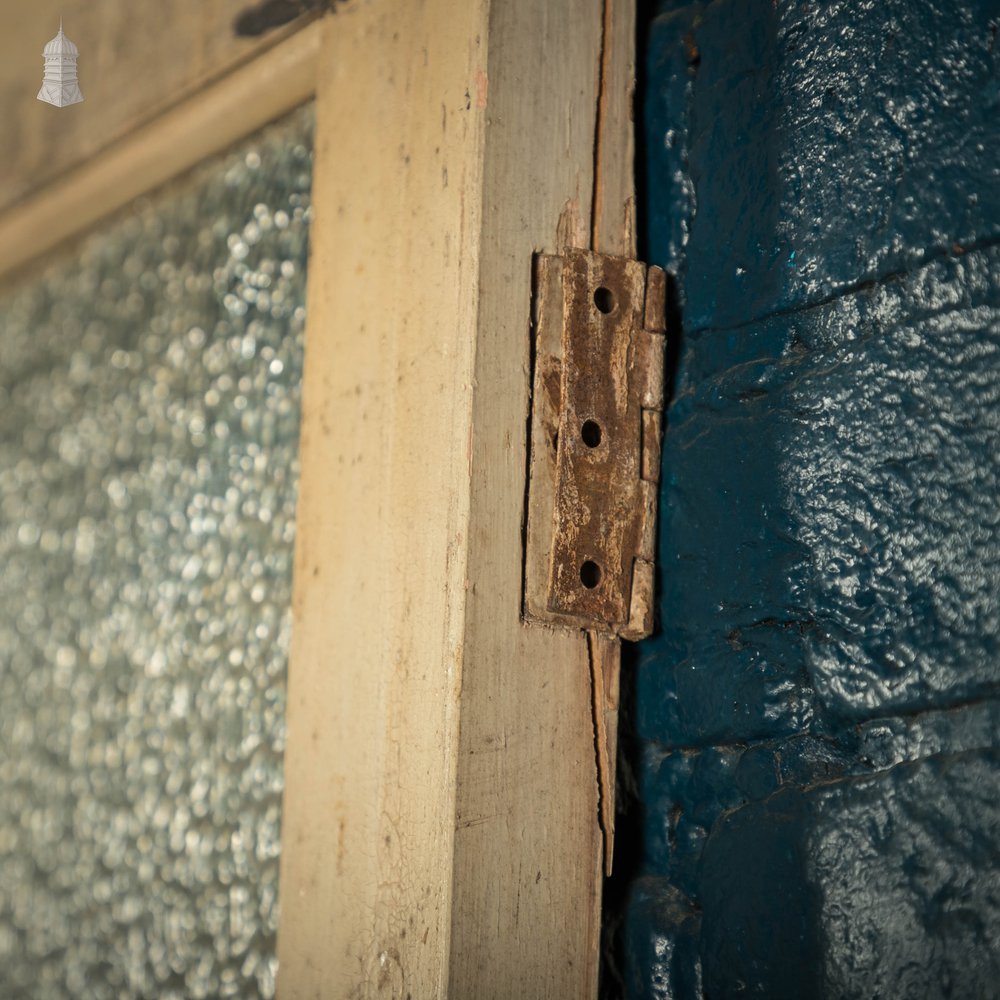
xmin=523 ymin=248 xmax=667 ymax=641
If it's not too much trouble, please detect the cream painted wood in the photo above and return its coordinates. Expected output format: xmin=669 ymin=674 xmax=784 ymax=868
xmin=594 ymin=0 xmax=639 ymax=259
xmin=276 ymin=3 xmax=487 ymax=995
xmin=446 ymin=0 xmax=605 ymax=985
xmin=0 ymin=2 xmax=315 ymax=217
xmin=279 ymin=0 xmax=632 ymax=1000
xmin=0 ymin=0 xmax=637 ymax=992
xmin=0 ymin=22 xmax=321 ymax=283
xmin=276 ymin=0 xmax=636 ymax=996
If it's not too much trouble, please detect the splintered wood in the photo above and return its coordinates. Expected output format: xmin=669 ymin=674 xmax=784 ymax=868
xmin=588 ymin=632 xmax=621 ymax=876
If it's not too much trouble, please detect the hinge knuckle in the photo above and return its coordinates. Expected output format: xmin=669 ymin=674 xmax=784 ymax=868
xmin=643 ymin=265 xmax=667 ymax=332
xmin=623 ymin=558 xmax=656 ymax=641
xmin=641 ymin=410 xmax=662 ymax=484
xmin=640 ymin=331 xmax=667 ymax=409
xmin=523 ymin=249 xmax=668 ymax=640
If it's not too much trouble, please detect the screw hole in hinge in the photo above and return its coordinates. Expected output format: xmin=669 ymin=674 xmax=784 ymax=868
xmin=580 ymin=560 xmax=603 ymax=589
xmin=580 ymin=420 xmax=602 ymax=448
xmin=593 ymin=286 xmax=615 ymax=314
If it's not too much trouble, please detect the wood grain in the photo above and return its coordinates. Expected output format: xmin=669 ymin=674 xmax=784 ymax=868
xmin=276 ymin=3 xmax=488 ymax=996
xmin=587 ymin=0 xmax=639 ymax=890
xmin=277 ymin=0 xmax=636 ymax=995
xmin=593 ymin=0 xmax=638 ymax=259
xmin=447 ymin=0 xmax=606 ymax=992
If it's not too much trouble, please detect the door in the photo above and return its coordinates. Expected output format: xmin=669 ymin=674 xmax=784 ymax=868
xmin=0 ymin=3 xmax=634 ymax=997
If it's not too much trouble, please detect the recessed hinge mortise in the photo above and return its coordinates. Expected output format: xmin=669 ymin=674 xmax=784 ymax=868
xmin=523 ymin=248 xmax=667 ymax=641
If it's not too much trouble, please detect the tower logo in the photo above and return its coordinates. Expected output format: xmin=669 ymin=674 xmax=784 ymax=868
xmin=37 ymin=20 xmax=83 ymax=108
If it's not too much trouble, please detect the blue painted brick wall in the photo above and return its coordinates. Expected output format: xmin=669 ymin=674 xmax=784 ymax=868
xmin=610 ymin=2 xmax=1000 ymax=996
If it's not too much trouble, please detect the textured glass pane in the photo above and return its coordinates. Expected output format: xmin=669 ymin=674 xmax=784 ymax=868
xmin=0 ymin=103 xmax=314 ymax=999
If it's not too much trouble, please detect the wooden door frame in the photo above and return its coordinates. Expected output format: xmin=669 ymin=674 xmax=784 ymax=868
xmin=0 ymin=3 xmax=636 ymax=996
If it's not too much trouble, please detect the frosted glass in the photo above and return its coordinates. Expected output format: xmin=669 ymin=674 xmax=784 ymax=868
xmin=0 ymin=103 xmax=314 ymax=999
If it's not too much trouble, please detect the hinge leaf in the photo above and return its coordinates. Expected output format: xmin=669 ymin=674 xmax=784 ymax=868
xmin=523 ymin=249 xmax=667 ymax=639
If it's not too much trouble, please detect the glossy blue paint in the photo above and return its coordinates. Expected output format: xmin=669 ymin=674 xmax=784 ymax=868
xmin=611 ymin=1 xmax=1000 ymax=996
xmin=647 ymin=0 xmax=1000 ymax=332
